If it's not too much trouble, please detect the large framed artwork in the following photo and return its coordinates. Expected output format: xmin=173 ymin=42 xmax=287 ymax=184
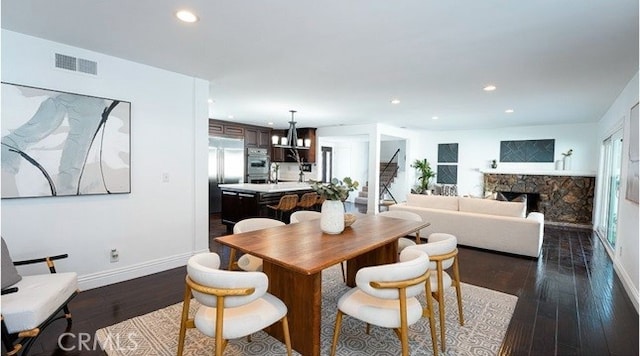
xmin=1 ymin=83 xmax=131 ymax=198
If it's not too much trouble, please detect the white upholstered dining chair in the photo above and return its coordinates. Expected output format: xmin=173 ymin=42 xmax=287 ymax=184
xmin=378 ymin=210 xmax=424 ymax=251
xmin=289 ymin=210 xmax=321 ymax=223
xmin=177 ymin=252 xmax=292 ymax=356
xmin=330 ymin=249 xmax=438 ymax=356
xmin=228 ymin=218 xmax=285 ymax=271
xmin=406 ymin=232 xmax=463 ymax=352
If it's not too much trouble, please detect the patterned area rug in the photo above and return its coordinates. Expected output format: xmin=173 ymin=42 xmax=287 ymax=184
xmin=96 ymin=265 xmax=516 ymax=355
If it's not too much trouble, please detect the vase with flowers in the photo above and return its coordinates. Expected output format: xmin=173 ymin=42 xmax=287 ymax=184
xmin=309 ymin=177 xmax=359 ymax=234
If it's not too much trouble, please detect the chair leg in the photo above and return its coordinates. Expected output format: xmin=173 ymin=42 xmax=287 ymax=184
xmin=215 ymin=296 xmax=225 ymax=356
xmin=330 ymin=311 xmax=344 ymax=356
xmin=435 ymin=262 xmax=446 ymax=352
xmin=398 ymin=288 xmax=409 ymax=356
xmin=340 ymin=262 xmax=346 ymax=283
xmin=2 ymin=319 xmax=21 ymax=356
xmin=453 ymin=256 xmax=464 ymax=325
xmin=415 ymin=231 xmax=421 ymax=244
xmin=281 ymin=316 xmax=292 ymax=356
xmin=177 ymin=284 xmax=193 ymax=356
xmin=423 ymin=273 xmax=439 ymax=356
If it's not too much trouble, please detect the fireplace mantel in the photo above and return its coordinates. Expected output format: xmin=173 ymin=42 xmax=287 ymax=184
xmin=480 ymin=169 xmax=596 ymax=177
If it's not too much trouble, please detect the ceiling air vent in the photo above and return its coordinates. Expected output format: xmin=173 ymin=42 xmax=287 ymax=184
xmin=54 ymin=53 xmax=98 ymax=75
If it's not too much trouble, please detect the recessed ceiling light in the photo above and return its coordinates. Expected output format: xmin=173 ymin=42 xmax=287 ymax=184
xmin=267 ymin=122 xmax=274 ymax=126
xmin=432 ymin=116 xmax=439 ymax=120
xmin=391 ymin=99 xmax=401 ymax=105
xmin=505 ymin=109 xmax=514 ymax=113
xmin=227 ymin=115 xmax=234 ymax=119
xmin=207 ymin=99 xmax=213 ymax=104
xmin=483 ymin=85 xmax=497 ymax=91
xmin=176 ymin=10 xmax=199 ymax=23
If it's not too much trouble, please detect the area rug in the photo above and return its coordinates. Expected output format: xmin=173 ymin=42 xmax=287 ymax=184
xmin=96 ymin=265 xmax=516 ymax=355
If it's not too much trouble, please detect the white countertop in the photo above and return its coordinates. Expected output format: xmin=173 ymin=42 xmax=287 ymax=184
xmin=219 ymin=182 xmax=313 ymax=193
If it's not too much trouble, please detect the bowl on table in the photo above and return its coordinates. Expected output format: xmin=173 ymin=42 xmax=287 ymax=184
xmin=344 ymin=213 xmax=357 ymax=227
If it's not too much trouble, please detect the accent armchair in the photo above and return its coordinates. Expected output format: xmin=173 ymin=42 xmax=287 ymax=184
xmin=1 ymin=238 xmax=78 ymax=356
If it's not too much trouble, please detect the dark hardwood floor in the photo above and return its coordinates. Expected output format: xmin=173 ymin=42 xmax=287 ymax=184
xmin=23 ymin=206 xmax=638 ymax=355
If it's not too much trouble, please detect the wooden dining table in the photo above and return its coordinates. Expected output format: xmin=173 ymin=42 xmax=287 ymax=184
xmin=215 ymin=214 xmax=430 ymax=356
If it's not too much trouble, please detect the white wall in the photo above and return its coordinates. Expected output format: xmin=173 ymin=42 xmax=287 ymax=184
xmin=1 ymin=30 xmax=210 ymax=290
xmin=404 ymin=123 xmax=598 ymax=199
xmin=595 ymin=72 xmax=639 ymax=310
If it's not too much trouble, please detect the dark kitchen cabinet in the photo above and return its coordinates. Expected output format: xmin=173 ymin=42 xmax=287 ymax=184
xmin=209 ymin=120 xmax=245 ymax=138
xmin=221 ymin=190 xmax=258 ymax=227
xmin=245 ymin=126 xmax=272 ymax=148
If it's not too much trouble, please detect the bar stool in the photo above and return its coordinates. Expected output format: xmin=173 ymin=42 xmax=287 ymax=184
xmin=297 ymin=192 xmax=319 ymax=210
xmin=267 ymin=194 xmax=299 ymax=222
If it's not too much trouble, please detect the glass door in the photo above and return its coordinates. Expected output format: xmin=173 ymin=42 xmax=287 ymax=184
xmin=598 ymin=129 xmax=623 ymax=248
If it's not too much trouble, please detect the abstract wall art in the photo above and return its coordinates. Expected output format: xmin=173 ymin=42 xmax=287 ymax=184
xmin=1 ymin=83 xmax=131 ymax=198
xmin=500 ymin=139 xmax=555 ymax=162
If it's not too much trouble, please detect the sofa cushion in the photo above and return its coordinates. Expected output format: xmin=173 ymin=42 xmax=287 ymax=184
xmin=406 ymin=194 xmax=459 ymax=211
xmin=458 ymin=197 xmax=526 ymax=218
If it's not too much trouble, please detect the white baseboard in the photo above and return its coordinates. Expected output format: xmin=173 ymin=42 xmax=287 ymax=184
xmin=594 ymin=229 xmax=639 ymax=312
xmin=613 ymin=258 xmax=640 ymax=312
xmin=77 ymin=248 xmax=210 ymax=291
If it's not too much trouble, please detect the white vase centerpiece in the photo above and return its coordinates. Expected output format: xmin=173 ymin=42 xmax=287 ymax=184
xmin=309 ymin=177 xmax=359 ymax=235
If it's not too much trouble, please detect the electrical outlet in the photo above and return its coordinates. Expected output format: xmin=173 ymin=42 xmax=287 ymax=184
xmin=110 ymin=248 xmax=119 ymax=263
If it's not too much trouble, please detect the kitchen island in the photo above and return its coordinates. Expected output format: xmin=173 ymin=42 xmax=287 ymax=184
xmin=219 ymin=182 xmax=314 ymax=229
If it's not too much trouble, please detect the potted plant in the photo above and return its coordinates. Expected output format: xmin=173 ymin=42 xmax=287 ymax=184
xmin=309 ymin=177 xmax=359 ymax=234
xmin=411 ymin=159 xmax=435 ymax=194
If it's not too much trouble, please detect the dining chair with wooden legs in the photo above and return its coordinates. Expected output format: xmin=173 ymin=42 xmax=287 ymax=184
xmin=406 ymin=233 xmax=463 ymax=352
xmin=178 ymin=252 xmax=292 ymax=356
xmin=227 ymin=218 xmax=285 ymax=271
xmin=330 ymin=249 xmax=438 ymax=356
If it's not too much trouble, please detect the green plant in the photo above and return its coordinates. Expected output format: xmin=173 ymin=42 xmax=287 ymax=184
xmin=309 ymin=177 xmax=359 ymax=201
xmin=411 ymin=159 xmax=435 ymax=193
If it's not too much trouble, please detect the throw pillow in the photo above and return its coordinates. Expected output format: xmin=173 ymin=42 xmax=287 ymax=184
xmin=512 ymin=194 xmax=528 ymax=203
xmin=1 ymin=237 xmax=22 ymax=289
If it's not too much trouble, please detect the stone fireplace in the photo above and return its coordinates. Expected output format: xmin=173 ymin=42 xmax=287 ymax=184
xmin=484 ymin=172 xmax=596 ymax=227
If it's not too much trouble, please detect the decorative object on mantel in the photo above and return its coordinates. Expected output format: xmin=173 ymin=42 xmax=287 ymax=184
xmin=410 ymin=159 xmax=436 ymax=194
xmin=491 ymin=159 xmax=498 ymax=169
xmin=310 ymin=177 xmax=359 ymax=234
xmin=562 ymin=149 xmax=573 ymax=170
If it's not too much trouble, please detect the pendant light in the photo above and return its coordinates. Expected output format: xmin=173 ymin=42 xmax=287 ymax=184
xmin=286 ymin=110 xmax=299 ymax=148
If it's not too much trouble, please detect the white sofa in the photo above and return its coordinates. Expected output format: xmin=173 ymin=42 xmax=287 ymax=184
xmin=389 ymin=194 xmax=544 ymax=258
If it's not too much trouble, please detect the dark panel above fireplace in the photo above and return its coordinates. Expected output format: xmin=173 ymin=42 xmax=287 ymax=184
xmin=500 ymin=139 xmax=555 ymax=162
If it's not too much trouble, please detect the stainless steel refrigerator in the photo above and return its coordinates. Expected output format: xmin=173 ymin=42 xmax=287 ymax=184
xmin=209 ymin=136 xmax=245 ymax=213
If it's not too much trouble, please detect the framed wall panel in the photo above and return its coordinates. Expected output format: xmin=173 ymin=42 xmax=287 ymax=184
xmin=1 ymin=83 xmax=131 ymax=198
xmin=500 ymin=139 xmax=555 ymax=162
xmin=438 ymin=143 xmax=458 ymax=163
xmin=437 ymin=165 xmax=458 ymax=184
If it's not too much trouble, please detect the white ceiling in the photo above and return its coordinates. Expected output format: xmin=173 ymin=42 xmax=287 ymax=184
xmin=2 ymin=1 xmax=638 ymax=131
